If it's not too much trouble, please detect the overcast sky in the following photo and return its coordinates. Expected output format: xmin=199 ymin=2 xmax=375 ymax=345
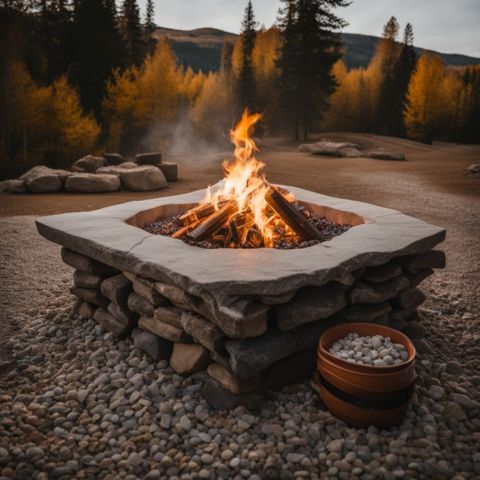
xmin=139 ymin=0 xmax=480 ymax=57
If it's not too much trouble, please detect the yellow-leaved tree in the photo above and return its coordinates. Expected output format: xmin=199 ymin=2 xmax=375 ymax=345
xmin=404 ymin=52 xmax=445 ymax=141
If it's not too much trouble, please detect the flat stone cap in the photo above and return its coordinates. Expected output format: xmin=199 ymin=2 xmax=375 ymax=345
xmin=36 ymin=186 xmax=446 ymax=298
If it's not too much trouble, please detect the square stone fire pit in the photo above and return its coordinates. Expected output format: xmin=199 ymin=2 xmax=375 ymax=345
xmin=36 ymin=185 xmax=446 ymax=408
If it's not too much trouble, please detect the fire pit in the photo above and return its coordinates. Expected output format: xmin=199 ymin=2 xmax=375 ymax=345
xmin=35 ymin=112 xmax=446 ymax=408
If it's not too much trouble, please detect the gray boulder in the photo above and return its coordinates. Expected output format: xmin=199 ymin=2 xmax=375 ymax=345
xmin=0 ymin=179 xmax=27 ymax=193
xmin=19 ymin=165 xmax=70 ymax=193
xmin=368 ymin=149 xmax=405 ymax=161
xmin=65 ymin=173 xmax=121 ymax=192
xmin=103 ymin=153 xmax=124 ymax=165
xmin=71 ymin=155 xmax=106 ymax=173
xmin=119 ymin=165 xmax=168 ymax=191
xmin=298 ymin=141 xmax=362 ymax=157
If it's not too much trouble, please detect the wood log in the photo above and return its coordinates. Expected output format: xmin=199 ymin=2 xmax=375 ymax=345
xmin=187 ymin=200 xmax=239 ymax=241
xmin=265 ymin=186 xmax=324 ymax=241
xmin=179 ymin=197 xmax=228 ymax=226
xmin=171 ymin=220 xmax=200 ymax=239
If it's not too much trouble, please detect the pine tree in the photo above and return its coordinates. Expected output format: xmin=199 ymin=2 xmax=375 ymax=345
xmin=121 ymin=0 xmax=145 ymax=67
xmin=144 ymin=0 xmax=156 ymax=56
xmin=221 ymin=39 xmax=234 ymax=75
xmin=70 ymin=0 xmax=124 ymax=114
xmin=237 ymin=0 xmax=257 ymax=112
xmin=277 ymin=0 xmax=348 ymax=140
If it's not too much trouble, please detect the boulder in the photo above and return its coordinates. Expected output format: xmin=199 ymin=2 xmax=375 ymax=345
xmin=135 ymin=152 xmax=162 ymax=165
xmin=170 ymin=343 xmax=211 ymax=375
xmin=65 ymin=173 xmax=121 ymax=193
xmin=93 ymin=308 xmax=130 ymax=338
xmin=201 ymin=379 xmax=264 ymax=410
xmin=181 ymin=312 xmax=225 ymax=352
xmin=0 ymin=179 xmax=27 ymax=193
xmin=157 ymin=162 xmax=178 ymax=182
xmin=207 ymin=363 xmax=260 ymax=395
xmin=139 ymin=316 xmax=191 ymax=342
xmin=61 ymin=248 xmax=118 ymax=276
xmin=103 ymin=153 xmax=124 ymax=165
xmin=100 ymin=274 xmax=132 ymax=308
xmin=107 ymin=302 xmax=138 ymax=327
xmin=132 ymin=328 xmax=172 ymax=361
xmin=276 ymin=283 xmax=346 ymax=330
xmin=73 ymin=271 xmax=103 ymax=289
xmin=71 ymin=155 xmax=106 ymax=172
xmin=127 ymin=292 xmax=154 ymax=317
xmin=298 ymin=141 xmax=361 ymax=157
xmin=70 ymin=287 xmax=109 ymax=307
xmin=368 ymin=149 xmax=405 ymax=161
xmin=119 ymin=166 xmax=168 ymax=191
xmin=96 ymin=166 xmax=128 ymax=176
xmin=19 ymin=166 xmax=70 ymax=193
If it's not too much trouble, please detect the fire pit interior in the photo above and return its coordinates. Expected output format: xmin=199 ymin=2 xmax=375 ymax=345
xmin=35 ymin=112 xmax=447 ymax=409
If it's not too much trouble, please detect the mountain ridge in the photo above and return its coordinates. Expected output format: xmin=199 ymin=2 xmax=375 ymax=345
xmin=154 ymin=26 xmax=480 ymax=72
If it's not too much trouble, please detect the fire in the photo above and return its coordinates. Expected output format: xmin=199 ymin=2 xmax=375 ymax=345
xmin=203 ymin=110 xmax=297 ymax=247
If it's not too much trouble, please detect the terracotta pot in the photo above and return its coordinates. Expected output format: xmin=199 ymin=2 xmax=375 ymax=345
xmin=315 ymin=323 xmax=417 ymax=426
xmin=316 ymin=374 xmax=413 ymax=428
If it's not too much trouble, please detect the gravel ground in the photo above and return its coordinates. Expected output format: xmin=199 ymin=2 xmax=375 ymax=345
xmin=0 ymin=135 xmax=479 ymax=479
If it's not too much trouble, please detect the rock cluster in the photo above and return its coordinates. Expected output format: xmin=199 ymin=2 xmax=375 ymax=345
xmin=0 ymin=152 xmax=178 ymax=194
xmin=329 ymin=333 xmax=409 ymax=366
xmin=61 ymin=243 xmax=445 ymax=409
xmin=298 ymin=141 xmax=405 ymax=160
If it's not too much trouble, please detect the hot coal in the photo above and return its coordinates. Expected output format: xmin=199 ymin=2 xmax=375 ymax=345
xmin=143 ymin=205 xmax=351 ymax=250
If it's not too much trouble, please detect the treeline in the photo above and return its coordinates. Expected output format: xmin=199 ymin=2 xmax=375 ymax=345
xmin=2 ymin=1 xmax=479 ymax=178
xmin=325 ymin=17 xmax=480 ymax=143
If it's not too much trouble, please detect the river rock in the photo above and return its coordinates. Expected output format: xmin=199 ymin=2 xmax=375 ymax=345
xmin=100 ymin=274 xmax=131 ymax=308
xmin=139 ymin=316 xmax=191 ymax=342
xmin=170 ymin=343 xmax=210 ymax=375
xmin=181 ymin=312 xmax=225 ymax=352
xmin=120 ymin=166 xmax=167 ymax=191
xmin=61 ymin=248 xmax=118 ymax=276
xmin=276 ymin=283 xmax=346 ymax=330
xmin=207 ymin=363 xmax=260 ymax=394
xmin=128 ymin=293 xmax=154 ymax=317
xmin=131 ymin=328 xmax=172 ymax=361
xmin=71 ymin=155 xmax=106 ymax=172
xmin=70 ymin=287 xmax=109 ymax=307
xmin=0 ymin=179 xmax=27 ymax=193
xmin=65 ymin=173 xmax=120 ymax=192
xmin=107 ymin=302 xmax=138 ymax=327
xmin=93 ymin=308 xmax=130 ymax=338
xmin=350 ymin=275 xmax=410 ymax=304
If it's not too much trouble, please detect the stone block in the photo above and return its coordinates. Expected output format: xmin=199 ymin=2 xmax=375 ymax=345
xmin=154 ymin=305 xmax=183 ymax=327
xmin=170 ymin=343 xmax=210 ymax=375
xmin=181 ymin=312 xmax=225 ymax=352
xmin=93 ymin=308 xmax=130 ymax=338
xmin=225 ymin=331 xmax=295 ymax=379
xmin=154 ymin=282 xmax=202 ymax=311
xmin=73 ymin=270 xmax=103 ymax=289
xmin=405 ymin=268 xmax=433 ymax=287
xmin=350 ymin=275 xmax=409 ymax=304
xmin=107 ymin=302 xmax=138 ymax=327
xmin=201 ymin=379 xmax=264 ymax=410
xmin=103 ymin=153 xmax=124 ymax=165
xmin=391 ymin=288 xmax=426 ymax=310
xmin=70 ymin=286 xmax=109 ymax=307
xmin=337 ymin=302 xmax=392 ymax=322
xmin=292 ymin=317 xmax=344 ymax=352
xmin=139 ymin=316 xmax=191 ymax=342
xmin=128 ymin=292 xmax=154 ymax=317
xmin=157 ymin=162 xmax=178 ymax=182
xmin=207 ymin=363 xmax=260 ymax=395
xmin=132 ymin=328 xmax=172 ymax=361
xmin=262 ymin=350 xmax=316 ymax=391
xmin=100 ymin=274 xmax=132 ymax=308
xmin=396 ymin=250 xmax=446 ymax=270
xmin=61 ymin=248 xmax=118 ymax=276
xmin=276 ymin=283 xmax=346 ymax=330
xmin=362 ymin=263 xmax=402 ymax=283
xmin=132 ymin=277 xmax=170 ymax=306
xmin=135 ymin=152 xmax=162 ymax=165
xmin=72 ymin=299 xmax=96 ymax=319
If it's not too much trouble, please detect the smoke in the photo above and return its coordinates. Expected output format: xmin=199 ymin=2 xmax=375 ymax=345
xmin=139 ymin=111 xmax=235 ymax=167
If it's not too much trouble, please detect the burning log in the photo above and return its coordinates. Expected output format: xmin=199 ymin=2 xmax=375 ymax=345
xmin=171 ymin=220 xmax=200 ymax=239
xmin=179 ymin=198 xmax=228 ymax=226
xmin=265 ymin=186 xmax=325 ymax=241
xmin=187 ymin=200 xmax=239 ymax=242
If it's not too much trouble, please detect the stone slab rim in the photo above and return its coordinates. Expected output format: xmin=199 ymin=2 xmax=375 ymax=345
xmin=35 ymin=185 xmax=446 ymax=298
